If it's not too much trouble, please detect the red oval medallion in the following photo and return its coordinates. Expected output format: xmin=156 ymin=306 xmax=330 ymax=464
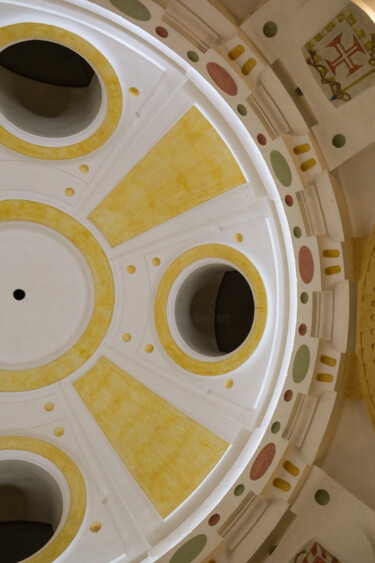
xmin=299 ymin=246 xmax=314 ymax=284
xmin=155 ymin=26 xmax=168 ymax=38
xmin=250 ymin=443 xmax=276 ymax=480
xmin=206 ymin=62 xmax=238 ymax=96
xmin=208 ymin=514 xmax=220 ymax=526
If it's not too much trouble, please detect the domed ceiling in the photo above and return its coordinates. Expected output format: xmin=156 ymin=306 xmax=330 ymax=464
xmin=0 ymin=1 xmax=374 ymax=562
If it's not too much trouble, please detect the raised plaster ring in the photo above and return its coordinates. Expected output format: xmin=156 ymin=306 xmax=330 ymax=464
xmin=0 ymin=23 xmax=122 ymax=159
xmin=0 ymin=200 xmax=114 ymax=391
xmin=155 ymin=244 xmax=267 ymax=375
xmin=0 ymin=436 xmax=86 ymax=562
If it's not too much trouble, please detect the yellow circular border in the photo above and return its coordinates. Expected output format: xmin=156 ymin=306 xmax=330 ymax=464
xmin=0 ymin=436 xmax=86 ymax=562
xmin=0 ymin=23 xmax=123 ymax=160
xmin=155 ymin=244 xmax=267 ymax=375
xmin=0 ymin=200 xmax=115 ymax=391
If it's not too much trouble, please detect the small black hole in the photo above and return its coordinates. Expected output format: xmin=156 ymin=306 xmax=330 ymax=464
xmin=13 ymin=289 xmax=25 ymax=301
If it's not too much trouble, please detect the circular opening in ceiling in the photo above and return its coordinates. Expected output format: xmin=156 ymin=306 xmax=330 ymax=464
xmin=0 ymin=459 xmax=64 ymax=561
xmin=175 ymin=264 xmax=255 ymax=357
xmin=0 ymin=40 xmax=102 ymax=138
xmin=13 ymin=289 xmax=25 ymax=301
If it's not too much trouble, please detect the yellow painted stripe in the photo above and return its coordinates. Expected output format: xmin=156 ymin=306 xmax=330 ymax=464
xmin=241 ymin=58 xmax=256 ymax=75
xmin=74 ymin=357 xmax=228 ymax=518
xmin=293 ymin=143 xmax=310 ymax=155
xmin=273 ymin=478 xmax=291 ymax=491
xmin=323 ymin=249 xmax=340 ymax=258
xmin=325 ymin=265 xmax=341 ymax=275
xmin=300 ymin=158 xmax=316 ymax=171
xmin=316 ymin=373 xmax=334 ymax=383
xmin=320 ymin=355 xmax=337 ymax=367
xmin=89 ymin=106 xmax=246 ymax=246
xmin=228 ymin=44 xmax=244 ymax=60
xmin=283 ymin=461 xmax=299 ymax=476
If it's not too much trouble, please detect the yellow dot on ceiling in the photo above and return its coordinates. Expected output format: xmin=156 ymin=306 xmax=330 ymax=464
xmin=235 ymin=233 xmax=243 ymax=242
xmin=152 ymin=257 xmax=161 ymax=266
xmin=54 ymin=427 xmax=64 ymax=437
xmin=122 ymin=333 xmax=131 ymax=342
xmin=225 ymin=379 xmax=234 ymax=389
xmin=128 ymin=87 xmax=139 ymax=97
xmin=79 ymin=164 xmax=89 ymax=174
xmin=65 ymin=187 xmax=75 ymax=197
xmin=90 ymin=521 xmax=102 ymax=533
xmin=44 ymin=402 xmax=54 ymax=412
xmin=145 ymin=344 xmax=154 ymax=353
xmin=127 ymin=265 xmax=136 ymax=274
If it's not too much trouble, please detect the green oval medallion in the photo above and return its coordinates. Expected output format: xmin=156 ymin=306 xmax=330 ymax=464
xmin=110 ymin=0 xmax=151 ymax=21
xmin=293 ymin=344 xmax=310 ymax=383
xmin=170 ymin=535 xmax=207 ymax=563
xmin=270 ymin=150 xmax=292 ymax=187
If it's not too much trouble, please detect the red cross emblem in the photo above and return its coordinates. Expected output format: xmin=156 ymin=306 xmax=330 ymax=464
xmin=324 ymin=32 xmax=365 ymax=77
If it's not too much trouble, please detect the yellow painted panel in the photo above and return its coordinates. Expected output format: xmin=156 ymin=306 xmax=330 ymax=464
xmin=89 ymin=106 xmax=246 ymax=245
xmin=74 ymin=357 xmax=229 ymax=517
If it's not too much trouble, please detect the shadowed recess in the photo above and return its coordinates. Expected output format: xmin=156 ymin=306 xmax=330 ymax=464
xmin=0 ymin=521 xmax=53 ymax=563
xmin=0 ymin=40 xmax=95 ymax=87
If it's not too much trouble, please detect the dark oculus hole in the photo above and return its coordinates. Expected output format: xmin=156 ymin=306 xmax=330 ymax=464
xmin=0 ymin=521 xmax=53 ymax=563
xmin=176 ymin=266 xmax=255 ymax=356
xmin=13 ymin=289 xmax=25 ymax=301
xmin=0 ymin=40 xmax=95 ymax=87
xmin=215 ymin=271 xmax=255 ymax=353
xmin=0 ymin=39 xmax=101 ymax=135
xmin=0 ymin=460 xmax=63 ymax=563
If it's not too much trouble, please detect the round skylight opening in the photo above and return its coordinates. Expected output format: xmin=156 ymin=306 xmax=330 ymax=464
xmin=0 ymin=459 xmax=64 ymax=561
xmin=174 ymin=264 xmax=255 ymax=357
xmin=0 ymin=39 xmax=102 ymax=138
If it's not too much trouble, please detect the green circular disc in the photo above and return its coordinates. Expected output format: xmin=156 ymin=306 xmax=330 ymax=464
xmin=271 ymin=421 xmax=281 ymax=434
xmin=234 ymin=484 xmax=245 ymax=496
xmin=187 ymin=50 xmax=199 ymax=62
xmin=237 ymin=104 xmax=248 ymax=116
xmin=263 ymin=21 xmax=278 ymax=38
xmin=332 ymin=134 xmax=346 ymax=148
xmin=315 ymin=489 xmax=330 ymax=505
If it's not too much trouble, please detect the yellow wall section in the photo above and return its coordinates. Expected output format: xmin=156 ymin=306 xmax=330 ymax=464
xmin=356 ymin=224 xmax=375 ymax=431
xmin=74 ymin=357 xmax=229 ymax=517
xmin=89 ymin=106 xmax=246 ymax=245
